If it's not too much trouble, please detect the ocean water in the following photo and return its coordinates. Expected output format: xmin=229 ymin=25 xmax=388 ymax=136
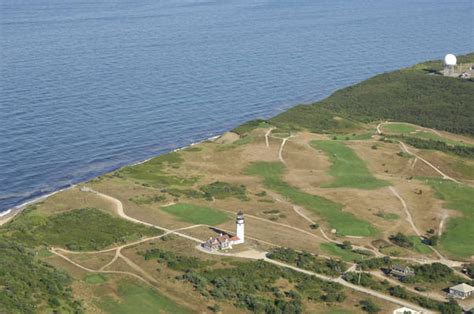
xmin=0 ymin=0 xmax=473 ymax=212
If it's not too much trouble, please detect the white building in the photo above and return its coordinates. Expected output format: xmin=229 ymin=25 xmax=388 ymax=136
xmin=393 ymin=307 xmax=421 ymax=314
xmin=449 ymin=283 xmax=474 ymax=299
xmin=202 ymin=211 xmax=245 ymax=251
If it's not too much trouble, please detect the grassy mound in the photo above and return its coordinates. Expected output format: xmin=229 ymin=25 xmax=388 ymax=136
xmin=246 ymin=162 xmax=377 ymax=236
xmin=161 ymin=203 xmax=230 ymax=225
xmin=2 ymin=207 xmax=162 ymax=251
xmin=311 ymin=140 xmax=389 ymax=189
xmin=272 ymin=53 xmax=474 ymax=135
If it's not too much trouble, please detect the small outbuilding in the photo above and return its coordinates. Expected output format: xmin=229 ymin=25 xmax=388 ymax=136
xmin=390 ymin=264 xmax=415 ymax=278
xmin=449 ymin=283 xmax=474 ymax=299
xmin=393 ymin=306 xmax=421 ymax=314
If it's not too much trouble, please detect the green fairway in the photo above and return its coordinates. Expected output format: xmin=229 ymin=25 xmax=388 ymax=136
xmin=422 ymin=178 xmax=474 ymax=258
xmin=383 ymin=123 xmax=417 ymax=134
xmin=246 ymin=162 xmax=377 ymax=236
xmin=161 ymin=203 xmax=230 ymax=225
xmin=311 ymin=141 xmax=389 ymax=189
xmin=84 ymin=274 xmax=107 ymax=285
xmin=320 ymin=243 xmax=364 ymax=262
xmin=97 ymin=281 xmax=189 ymax=314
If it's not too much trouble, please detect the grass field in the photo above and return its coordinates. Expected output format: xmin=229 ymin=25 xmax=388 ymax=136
xmin=383 ymin=123 xmax=417 ymax=134
xmin=161 ymin=203 xmax=230 ymax=225
xmin=311 ymin=141 xmax=389 ymax=190
xmin=84 ymin=274 xmax=107 ymax=285
xmin=2 ymin=207 xmax=162 ymax=250
xmin=320 ymin=243 xmax=364 ymax=262
xmin=246 ymin=162 xmax=377 ymax=236
xmin=422 ymin=178 xmax=474 ymax=258
xmin=97 ymin=281 xmax=190 ymax=314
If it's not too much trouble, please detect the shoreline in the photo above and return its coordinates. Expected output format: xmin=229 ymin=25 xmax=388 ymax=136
xmin=0 ymin=133 xmax=225 ymax=226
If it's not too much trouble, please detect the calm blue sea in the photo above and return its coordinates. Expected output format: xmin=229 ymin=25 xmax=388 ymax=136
xmin=0 ymin=0 xmax=473 ymax=212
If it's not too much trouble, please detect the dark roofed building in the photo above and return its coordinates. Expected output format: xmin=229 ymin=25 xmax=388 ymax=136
xmin=390 ymin=264 xmax=414 ymax=278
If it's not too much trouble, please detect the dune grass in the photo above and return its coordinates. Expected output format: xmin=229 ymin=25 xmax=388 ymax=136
xmin=246 ymin=162 xmax=377 ymax=237
xmin=161 ymin=203 xmax=229 ymax=225
xmin=311 ymin=141 xmax=389 ymax=189
xmin=422 ymin=178 xmax=474 ymax=258
xmin=97 ymin=281 xmax=190 ymax=314
xmin=115 ymin=152 xmax=198 ymax=188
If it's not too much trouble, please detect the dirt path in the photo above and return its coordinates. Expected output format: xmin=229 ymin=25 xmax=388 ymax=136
xmin=369 ymin=270 xmax=446 ymax=302
xmin=264 ymin=128 xmax=274 ymax=148
xmin=278 ymin=137 xmax=289 ymax=164
xmin=389 ymin=187 xmax=421 ymax=237
xmin=398 ymin=141 xmax=460 ymax=183
xmin=377 ymin=121 xmax=461 ymax=184
xmin=438 ymin=214 xmax=448 ymax=237
xmin=265 ymin=258 xmax=433 ymax=313
xmin=50 ymin=248 xmax=151 ymax=285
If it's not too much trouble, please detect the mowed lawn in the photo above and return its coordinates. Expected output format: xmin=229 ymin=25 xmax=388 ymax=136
xmin=161 ymin=203 xmax=230 ymax=225
xmin=311 ymin=141 xmax=389 ymax=190
xmin=423 ymin=178 xmax=474 ymax=258
xmin=97 ymin=281 xmax=190 ymax=314
xmin=320 ymin=243 xmax=364 ymax=262
xmin=246 ymin=162 xmax=377 ymax=237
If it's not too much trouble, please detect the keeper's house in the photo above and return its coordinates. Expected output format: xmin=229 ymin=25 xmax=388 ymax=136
xmin=390 ymin=264 xmax=415 ymax=279
xmin=448 ymin=283 xmax=474 ymax=299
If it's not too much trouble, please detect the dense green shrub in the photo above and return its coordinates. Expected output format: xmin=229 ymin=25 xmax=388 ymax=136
xmin=272 ymin=53 xmax=474 ymax=135
xmin=0 ymin=239 xmax=83 ymax=313
xmin=266 ymin=247 xmax=348 ymax=276
xmin=2 ymin=207 xmax=162 ymax=250
xmin=199 ymin=181 xmax=249 ymax=201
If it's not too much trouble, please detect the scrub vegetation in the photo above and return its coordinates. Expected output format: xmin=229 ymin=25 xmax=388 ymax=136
xmin=246 ymin=162 xmax=377 ymax=236
xmin=180 ymin=260 xmax=347 ymax=313
xmin=342 ymin=272 xmax=462 ymax=314
xmin=0 ymin=239 xmax=83 ymax=313
xmin=266 ymin=247 xmax=348 ymax=276
xmin=1 ymin=207 xmax=162 ymax=250
xmin=272 ymin=53 xmax=474 ymax=135
xmin=311 ymin=140 xmax=389 ymax=189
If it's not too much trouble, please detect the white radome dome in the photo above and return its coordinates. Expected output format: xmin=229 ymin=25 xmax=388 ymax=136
xmin=444 ymin=54 xmax=457 ymax=66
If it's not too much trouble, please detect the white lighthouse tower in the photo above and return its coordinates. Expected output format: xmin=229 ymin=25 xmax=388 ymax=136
xmin=235 ymin=211 xmax=245 ymax=244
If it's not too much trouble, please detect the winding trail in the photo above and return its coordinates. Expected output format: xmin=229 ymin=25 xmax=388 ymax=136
xmin=376 ymin=121 xmax=460 ymax=183
xmin=278 ymin=137 xmax=289 ymax=164
xmin=265 ymin=258 xmax=433 ymax=313
xmin=264 ymin=128 xmax=274 ymax=148
xmin=389 ymin=187 xmax=421 ymax=237
xmin=53 ymin=187 xmax=465 ymax=312
xmin=398 ymin=141 xmax=460 ymax=183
